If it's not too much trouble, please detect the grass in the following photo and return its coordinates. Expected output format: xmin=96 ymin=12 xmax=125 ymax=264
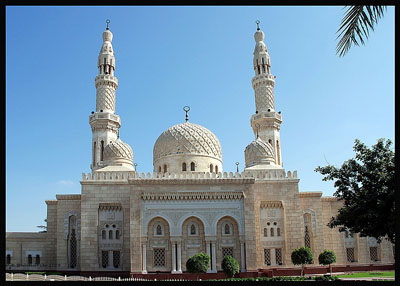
xmin=336 ymin=271 xmax=395 ymax=278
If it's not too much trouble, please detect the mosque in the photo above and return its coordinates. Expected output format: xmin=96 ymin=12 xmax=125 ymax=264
xmin=6 ymin=21 xmax=395 ymax=274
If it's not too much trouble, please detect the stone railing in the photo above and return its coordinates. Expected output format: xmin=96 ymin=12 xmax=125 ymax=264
xmin=81 ymin=169 xmax=298 ymax=182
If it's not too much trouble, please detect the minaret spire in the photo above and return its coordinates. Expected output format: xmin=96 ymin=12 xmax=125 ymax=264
xmin=89 ymin=21 xmax=121 ymax=171
xmin=249 ymin=22 xmax=283 ymax=167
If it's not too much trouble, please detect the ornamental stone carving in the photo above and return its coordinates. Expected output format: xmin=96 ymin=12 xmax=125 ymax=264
xmin=103 ymin=138 xmax=133 ymax=164
xmin=245 ymin=137 xmax=275 ymax=167
xmin=153 ymin=122 xmax=222 ymax=162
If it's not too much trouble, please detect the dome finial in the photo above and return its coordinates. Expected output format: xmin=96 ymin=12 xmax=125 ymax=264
xmin=106 ymin=19 xmax=110 ymax=30
xmin=255 ymin=20 xmax=260 ymax=31
xmin=183 ymin=106 xmax=190 ymax=122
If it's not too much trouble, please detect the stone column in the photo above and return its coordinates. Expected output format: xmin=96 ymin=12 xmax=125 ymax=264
xmin=240 ymin=242 xmax=246 ymax=272
xmin=142 ymin=244 xmax=147 ymax=274
xmin=206 ymin=241 xmax=211 ymax=273
xmin=171 ymin=243 xmax=177 ymax=273
xmin=177 ymin=242 xmax=182 ymax=273
xmin=108 ymin=250 xmax=113 ymax=268
xmin=271 ymin=248 xmax=276 ymax=266
xmin=211 ymin=242 xmax=217 ymax=273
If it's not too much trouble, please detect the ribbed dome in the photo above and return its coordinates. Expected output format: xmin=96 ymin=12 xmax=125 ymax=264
xmin=104 ymin=138 xmax=133 ymax=163
xmin=153 ymin=122 xmax=222 ymax=163
xmin=245 ymin=137 xmax=275 ymax=167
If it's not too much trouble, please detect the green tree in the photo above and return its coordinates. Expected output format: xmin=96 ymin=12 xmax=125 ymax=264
xmin=336 ymin=6 xmax=386 ymax=56
xmin=315 ymin=138 xmax=395 ymax=244
xmin=221 ymin=255 xmax=240 ymax=278
xmin=318 ymin=250 xmax=336 ymax=275
xmin=186 ymin=252 xmax=210 ymax=280
xmin=291 ymin=247 xmax=313 ymax=276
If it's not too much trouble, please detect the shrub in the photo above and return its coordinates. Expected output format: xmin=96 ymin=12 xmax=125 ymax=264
xmin=186 ymin=252 xmax=210 ymax=274
xmin=291 ymin=247 xmax=313 ymax=276
xmin=318 ymin=249 xmax=336 ymax=275
xmin=221 ymin=256 xmax=240 ymax=277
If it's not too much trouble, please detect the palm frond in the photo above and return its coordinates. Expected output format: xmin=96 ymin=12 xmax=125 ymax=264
xmin=336 ymin=5 xmax=387 ymax=57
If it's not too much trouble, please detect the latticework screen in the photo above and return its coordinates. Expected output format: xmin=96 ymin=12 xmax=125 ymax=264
xmin=370 ymin=247 xmax=379 ymax=261
xmin=113 ymin=251 xmax=120 ymax=268
xmin=222 ymin=247 xmax=234 ymax=258
xmin=70 ymin=231 xmax=77 ymax=268
xmin=264 ymin=249 xmax=271 ymax=265
xmin=102 ymin=251 xmax=108 ymax=268
xmin=304 ymin=226 xmax=311 ymax=249
xmin=346 ymin=248 xmax=355 ymax=262
xmin=275 ymin=248 xmax=282 ymax=265
xmin=153 ymin=248 xmax=165 ymax=267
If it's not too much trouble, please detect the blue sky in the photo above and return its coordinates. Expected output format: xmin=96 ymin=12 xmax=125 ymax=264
xmin=6 ymin=6 xmax=394 ymax=232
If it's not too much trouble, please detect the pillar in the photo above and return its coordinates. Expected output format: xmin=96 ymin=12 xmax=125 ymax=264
xmin=206 ymin=241 xmax=211 ymax=273
xmin=171 ymin=243 xmax=177 ymax=273
xmin=142 ymin=244 xmax=147 ymax=274
xmin=177 ymin=242 xmax=182 ymax=273
xmin=271 ymin=248 xmax=276 ymax=266
xmin=211 ymin=242 xmax=217 ymax=272
xmin=240 ymin=242 xmax=246 ymax=272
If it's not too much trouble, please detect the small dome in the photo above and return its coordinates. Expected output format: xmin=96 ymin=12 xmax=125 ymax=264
xmin=245 ymin=137 xmax=275 ymax=168
xmin=153 ymin=122 xmax=222 ymax=173
xmin=103 ymin=138 xmax=133 ymax=166
xmin=103 ymin=29 xmax=113 ymax=42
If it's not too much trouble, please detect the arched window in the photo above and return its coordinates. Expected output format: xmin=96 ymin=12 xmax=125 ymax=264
xmin=190 ymin=162 xmax=195 ymax=171
xmin=270 ymin=228 xmax=274 ymax=237
xmin=182 ymin=163 xmax=187 ymax=171
xmin=158 ymin=166 xmax=161 ymax=172
xmin=100 ymin=140 xmax=104 ymax=161
xmin=264 ymin=228 xmax=268 ymax=237
xmin=163 ymin=164 xmax=167 ymax=173
xmin=93 ymin=142 xmax=96 ymax=166
xmin=215 ymin=165 xmax=218 ymax=173
xmin=28 ymin=255 xmax=32 ymax=265
xmin=102 ymin=229 xmax=106 ymax=240
xmin=190 ymin=224 xmax=196 ymax=235
xmin=277 ymin=228 xmax=281 ymax=237
xmin=6 ymin=254 xmax=11 ymax=265
xmin=156 ymin=224 xmax=162 ymax=236
xmin=109 ymin=230 xmax=113 ymax=240
xmin=257 ymin=66 xmax=261 ymax=74
xmin=224 ymin=223 xmax=230 ymax=234
xmin=210 ymin=164 xmax=214 ymax=173
xmin=116 ymin=230 xmax=120 ymax=239
xmin=35 ymin=255 xmax=40 ymax=265
xmin=268 ymin=139 xmax=272 ymax=144
xmin=262 ymin=65 xmax=266 ymax=73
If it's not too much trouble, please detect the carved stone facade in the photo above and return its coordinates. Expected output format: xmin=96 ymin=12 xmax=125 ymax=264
xmin=6 ymin=22 xmax=394 ymax=275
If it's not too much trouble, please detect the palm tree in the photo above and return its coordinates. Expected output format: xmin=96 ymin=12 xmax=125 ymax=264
xmin=37 ymin=219 xmax=47 ymax=233
xmin=336 ymin=6 xmax=386 ymax=57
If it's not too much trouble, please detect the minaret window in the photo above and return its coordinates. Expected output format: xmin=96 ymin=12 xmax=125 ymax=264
xmin=163 ymin=164 xmax=167 ymax=173
xmin=158 ymin=166 xmax=161 ymax=173
xmin=190 ymin=162 xmax=195 ymax=171
xmin=93 ymin=142 xmax=96 ymax=167
xmin=116 ymin=230 xmax=120 ymax=239
xmin=270 ymin=228 xmax=274 ymax=237
xmin=264 ymin=228 xmax=268 ymax=237
xmin=109 ymin=230 xmax=113 ymax=239
xmin=100 ymin=140 xmax=104 ymax=161
xmin=215 ymin=165 xmax=218 ymax=173
xmin=277 ymin=228 xmax=281 ymax=236
xmin=257 ymin=66 xmax=261 ymax=74
xmin=102 ymin=229 xmax=106 ymax=240
xmin=262 ymin=65 xmax=266 ymax=73
xmin=182 ymin=162 xmax=187 ymax=171
xmin=276 ymin=140 xmax=281 ymax=165
xmin=210 ymin=164 xmax=213 ymax=173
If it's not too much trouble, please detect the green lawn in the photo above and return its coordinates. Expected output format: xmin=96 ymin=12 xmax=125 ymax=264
xmin=336 ymin=271 xmax=395 ymax=278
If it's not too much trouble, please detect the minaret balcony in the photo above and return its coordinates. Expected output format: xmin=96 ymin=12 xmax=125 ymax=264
xmin=251 ymin=111 xmax=282 ymax=122
xmin=89 ymin=112 xmax=121 ymax=125
xmin=95 ymin=74 xmax=118 ymax=85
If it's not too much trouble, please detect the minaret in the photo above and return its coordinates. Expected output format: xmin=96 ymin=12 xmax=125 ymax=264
xmin=89 ymin=20 xmax=121 ymax=171
xmin=250 ymin=21 xmax=283 ymax=166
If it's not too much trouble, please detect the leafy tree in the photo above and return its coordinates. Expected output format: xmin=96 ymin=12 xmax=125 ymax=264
xmin=37 ymin=219 xmax=47 ymax=233
xmin=291 ymin=247 xmax=313 ymax=276
xmin=318 ymin=250 xmax=336 ymax=275
xmin=186 ymin=252 xmax=210 ymax=280
xmin=221 ymin=255 xmax=240 ymax=278
xmin=315 ymin=138 xmax=395 ymax=244
xmin=336 ymin=6 xmax=386 ymax=56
